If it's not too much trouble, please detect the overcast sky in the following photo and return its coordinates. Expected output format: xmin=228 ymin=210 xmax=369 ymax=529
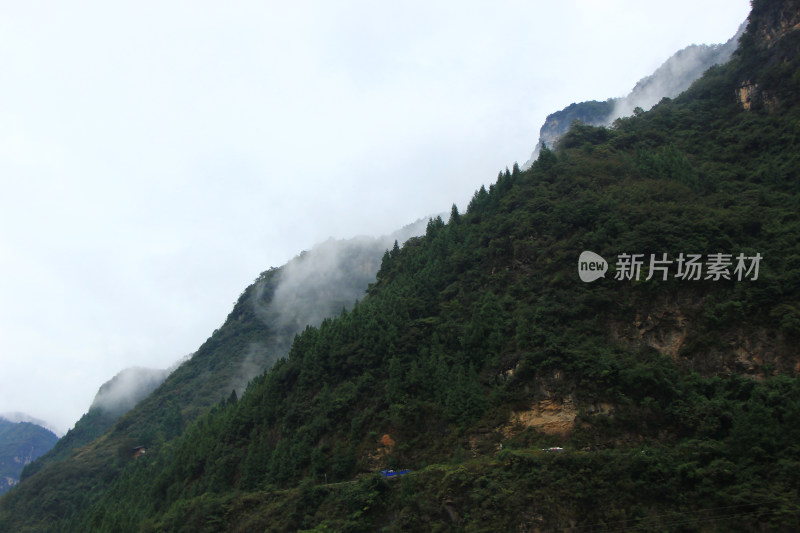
xmin=0 ymin=0 xmax=751 ymax=434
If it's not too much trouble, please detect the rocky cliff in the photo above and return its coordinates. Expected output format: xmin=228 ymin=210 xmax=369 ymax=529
xmin=522 ymin=22 xmax=745 ymax=167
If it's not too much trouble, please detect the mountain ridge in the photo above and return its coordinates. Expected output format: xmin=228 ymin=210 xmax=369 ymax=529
xmin=2 ymin=0 xmax=800 ymax=530
xmin=522 ymin=21 xmax=745 ymax=167
xmin=1 ymin=217 xmax=429 ymax=529
xmin=0 ymin=413 xmax=59 ymax=438
xmin=0 ymin=419 xmax=57 ymax=496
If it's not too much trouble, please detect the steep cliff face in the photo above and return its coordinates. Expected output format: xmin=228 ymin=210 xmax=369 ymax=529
xmin=749 ymin=0 xmax=800 ymax=47
xmin=523 ymin=100 xmax=615 ymax=166
xmin=735 ymin=0 xmax=800 ymax=111
xmin=609 ymin=291 xmax=797 ymax=378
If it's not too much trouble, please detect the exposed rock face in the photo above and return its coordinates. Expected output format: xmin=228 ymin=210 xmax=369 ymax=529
xmin=736 ymin=80 xmax=780 ymax=111
xmin=609 ymin=291 xmax=798 ymax=378
xmin=734 ymin=1 xmax=800 ymax=111
xmin=367 ymin=433 xmax=396 ymax=470
xmin=749 ymin=0 xmax=800 ymax=48
xmin=523 ymin=100 xmax=615 ymax=167
xmin=628 ymin=303 xmax=692 ymax=361
xmin=502 ymin=398 xmax=578 ymax=437
xmin=737 ymin=81 xmax=760 ymax=110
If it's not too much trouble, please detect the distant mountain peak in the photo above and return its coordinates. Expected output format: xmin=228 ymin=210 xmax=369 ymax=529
xmin=0 ymin=412 xmax=60 ymax=438
xmin=0 ymin=416 xmax=58 ymax=495
xmin=522 ymin=21 xmax=746 ymax=168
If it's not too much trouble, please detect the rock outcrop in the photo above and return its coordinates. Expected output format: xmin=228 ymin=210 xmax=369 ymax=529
xmin=523 ymin=22 xmax=745 ymax=168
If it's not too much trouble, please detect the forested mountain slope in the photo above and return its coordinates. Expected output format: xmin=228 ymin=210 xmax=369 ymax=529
xmin=19 ymin=366 xmax=174 ymax=481
xmin=0 ymin=223 xmax=425 ymax=532
xmin=2 ymin=0 xmax=800 ymax=530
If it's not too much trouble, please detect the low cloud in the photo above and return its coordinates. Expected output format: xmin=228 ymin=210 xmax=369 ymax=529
xmin=228 ymin=342 xmax=272 ymax=397
xmin=0 ymin=412 xmax=61 ymax=437
xmin=612 ymin=23 xmax=744 ymax=118
xmin=89 ymin=366 xmax=171 ymax=416
xmin=230 ymin=218 xmax=431 ymax=391
xmin=266 ymin=218 xmax=429 ymax=329
xmin=522 ymin=22 xmax=745 ymax=168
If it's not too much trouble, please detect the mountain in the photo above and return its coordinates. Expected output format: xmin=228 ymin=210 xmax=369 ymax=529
xmin=2 ymin=0 xmax=800 ymax=530
xmin=0 ymin=218 xmax=427 ymax=530
xmin=19 ymin=366 xmax=174 ymax=481
xmin=522 ymin=21 xmax=745 ymax=168
xmin=90 ymin=366 xmax=173 ymax=417
xmin=14 ymin=218 xmax=429 ymax=488
xmin=0 ymin=417 xmax=58 ymax=496
xmin=0 ymin=412 xmax=59 ymax=437
xmin=521 ymin=99 xmax=615 ymax=167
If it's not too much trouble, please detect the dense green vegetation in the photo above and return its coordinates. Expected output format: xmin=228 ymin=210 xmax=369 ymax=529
xmin=2 ymin=0 xmax=800 ymax=530
xmin=19 ymin=408 xmax=119 ymax=482
xmin=22 ymin=367 xmax=172 ymax=481
xmin=0 ymin=233 xmax=406 ymax=531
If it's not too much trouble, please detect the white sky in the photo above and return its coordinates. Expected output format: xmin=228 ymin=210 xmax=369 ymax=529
xmin=0 ymin=0 xmax=751 ymax=434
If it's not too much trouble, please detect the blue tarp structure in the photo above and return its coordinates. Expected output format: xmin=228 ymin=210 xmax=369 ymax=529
xmin=380 ymin=469 xmax=411 ymax=478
